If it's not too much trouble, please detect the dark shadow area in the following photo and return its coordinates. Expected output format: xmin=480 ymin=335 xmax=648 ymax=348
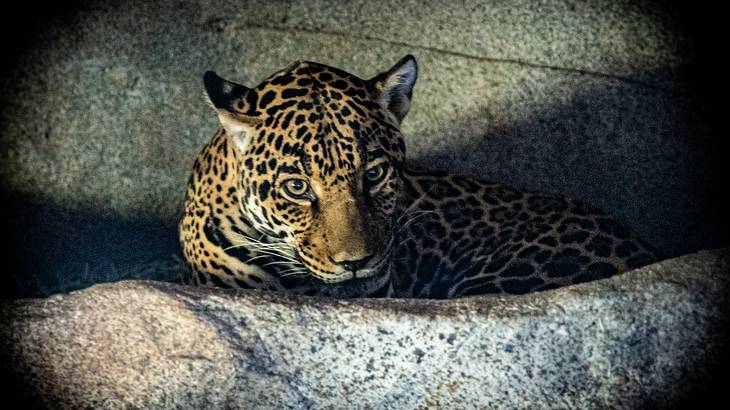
xmin=665 ymin=309 xmax=730 ymax=410
xmin=2 ymin=190 xmax=184 ymax=299
xmin=665 ymin=0 xmax=727 ymax=140
xmin=0 ymin=2 xmax=87 ymax=77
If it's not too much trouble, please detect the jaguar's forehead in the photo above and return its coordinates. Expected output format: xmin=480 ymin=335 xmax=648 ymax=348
xmin=261 ymin=61 xmax=369 ymax=91
xmin=243 ymin=61 xmax=405 ymax=183
xmin=252 ymin=61 xmax=384 ymax=124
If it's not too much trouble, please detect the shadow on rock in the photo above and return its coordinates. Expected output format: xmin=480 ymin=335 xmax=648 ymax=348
xmin=3 ymin=191 xmax=185 ymax=299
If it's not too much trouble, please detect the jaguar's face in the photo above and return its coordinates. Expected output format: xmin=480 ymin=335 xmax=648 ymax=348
xmin=203 ymin=56 xmax=418 ymax=282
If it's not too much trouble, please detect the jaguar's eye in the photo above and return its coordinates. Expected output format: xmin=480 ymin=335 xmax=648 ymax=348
xmin=282 ymin=178 xmax=310 ymax=199
xmin=365 ymin=163 xmax=388 ymax=187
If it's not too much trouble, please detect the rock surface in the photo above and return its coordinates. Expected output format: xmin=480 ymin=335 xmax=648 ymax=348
xmin=2 ymin=248 xmax=728 ymax=409
xmin=1 ymin=0 xmax=726 ymax=297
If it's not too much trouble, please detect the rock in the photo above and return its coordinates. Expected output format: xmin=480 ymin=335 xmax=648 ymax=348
xmin=1 ymin=0 xmax=726 ymax=297
xmin=2 ymin=248 xmax=728 ymax=409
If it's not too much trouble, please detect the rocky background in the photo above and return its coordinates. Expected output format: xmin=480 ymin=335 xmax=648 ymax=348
xmin=1 ymin=0 xmax=727 ymax=297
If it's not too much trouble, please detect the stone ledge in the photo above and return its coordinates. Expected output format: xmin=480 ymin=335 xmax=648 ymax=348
xmin=2 ymin=248 xmax=728 ymax=409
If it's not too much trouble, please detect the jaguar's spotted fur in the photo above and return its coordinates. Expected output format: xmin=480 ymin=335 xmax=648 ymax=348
xmin=178 ymin=56 xmax=656 ymax=298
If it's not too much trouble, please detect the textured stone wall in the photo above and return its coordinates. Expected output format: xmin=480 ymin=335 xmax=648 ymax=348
xmin=1 ymin=0 xmax=726 ymax=296
xmin=2 ymin=249 xmax=728 ymax=409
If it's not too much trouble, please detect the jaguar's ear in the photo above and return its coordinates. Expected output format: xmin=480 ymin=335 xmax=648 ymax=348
xmin=370 ymin=55 xmax=418 ymax=124
xmin=203 ymin=71 xmax=261 ymax=152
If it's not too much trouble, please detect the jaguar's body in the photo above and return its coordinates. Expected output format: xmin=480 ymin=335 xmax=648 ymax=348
xmin=179 ymin=56 xmax=656 ymax=298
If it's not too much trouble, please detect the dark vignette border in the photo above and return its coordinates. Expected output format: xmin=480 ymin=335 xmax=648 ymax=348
xmin=0 ymin=1 xmax=727 ymax=408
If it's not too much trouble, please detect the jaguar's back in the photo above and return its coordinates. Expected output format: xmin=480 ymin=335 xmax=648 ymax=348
xmin=393 ymin=168 xmax=655 ymax=298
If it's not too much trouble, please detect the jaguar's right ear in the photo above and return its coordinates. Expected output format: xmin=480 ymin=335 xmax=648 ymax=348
xmin=370 ymin=55 xmax=418 ymax=124
xmin=203 ymin=71 xmax=261 ymax=152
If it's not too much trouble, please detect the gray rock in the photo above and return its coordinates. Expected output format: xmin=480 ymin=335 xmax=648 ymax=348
xmin=1 ymin=1 xmax=725 ymax=297
xmin=3 ymin=248 xmax=728 ymax=409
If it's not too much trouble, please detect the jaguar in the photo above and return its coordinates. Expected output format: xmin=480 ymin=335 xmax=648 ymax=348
xmin=178 ymin=55 xmax=657 ymax=298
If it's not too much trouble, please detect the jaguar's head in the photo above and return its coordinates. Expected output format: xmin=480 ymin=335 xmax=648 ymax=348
xmin=203 ymin=56 xmax=418 ymax=283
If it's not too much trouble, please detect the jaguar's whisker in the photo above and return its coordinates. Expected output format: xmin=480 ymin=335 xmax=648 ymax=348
xmin=242 ymin=249 xmax=302 ymax=265
xmin=397 ymin=210 xmax=438 ymax=233
xmin=263 ymin=260 xmax=301 ymax=267
xmin=397 ymin=186 xmax=436 ymax=223
xmin=278 ymin=267 xmax=309 ymax=275
xmin=279 ymin=270 xmax=310 ymax=278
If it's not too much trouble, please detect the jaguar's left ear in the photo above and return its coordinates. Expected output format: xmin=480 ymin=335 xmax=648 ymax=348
xmin=203 ymin=71 xmax=261 ymax=152
xmin=370 ymin=55 xmax=418 ymax=124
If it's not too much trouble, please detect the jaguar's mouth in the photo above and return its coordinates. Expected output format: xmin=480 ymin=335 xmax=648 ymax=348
xmin=290 ymin=248 xmax=351 ymax=283
xmin=296 ymin=250 xmax=392 ymax=284
xmin=285 ymin=233 xmax=394 ymax=284
xmin=352 ymin=236 xmax=394 ymax=280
